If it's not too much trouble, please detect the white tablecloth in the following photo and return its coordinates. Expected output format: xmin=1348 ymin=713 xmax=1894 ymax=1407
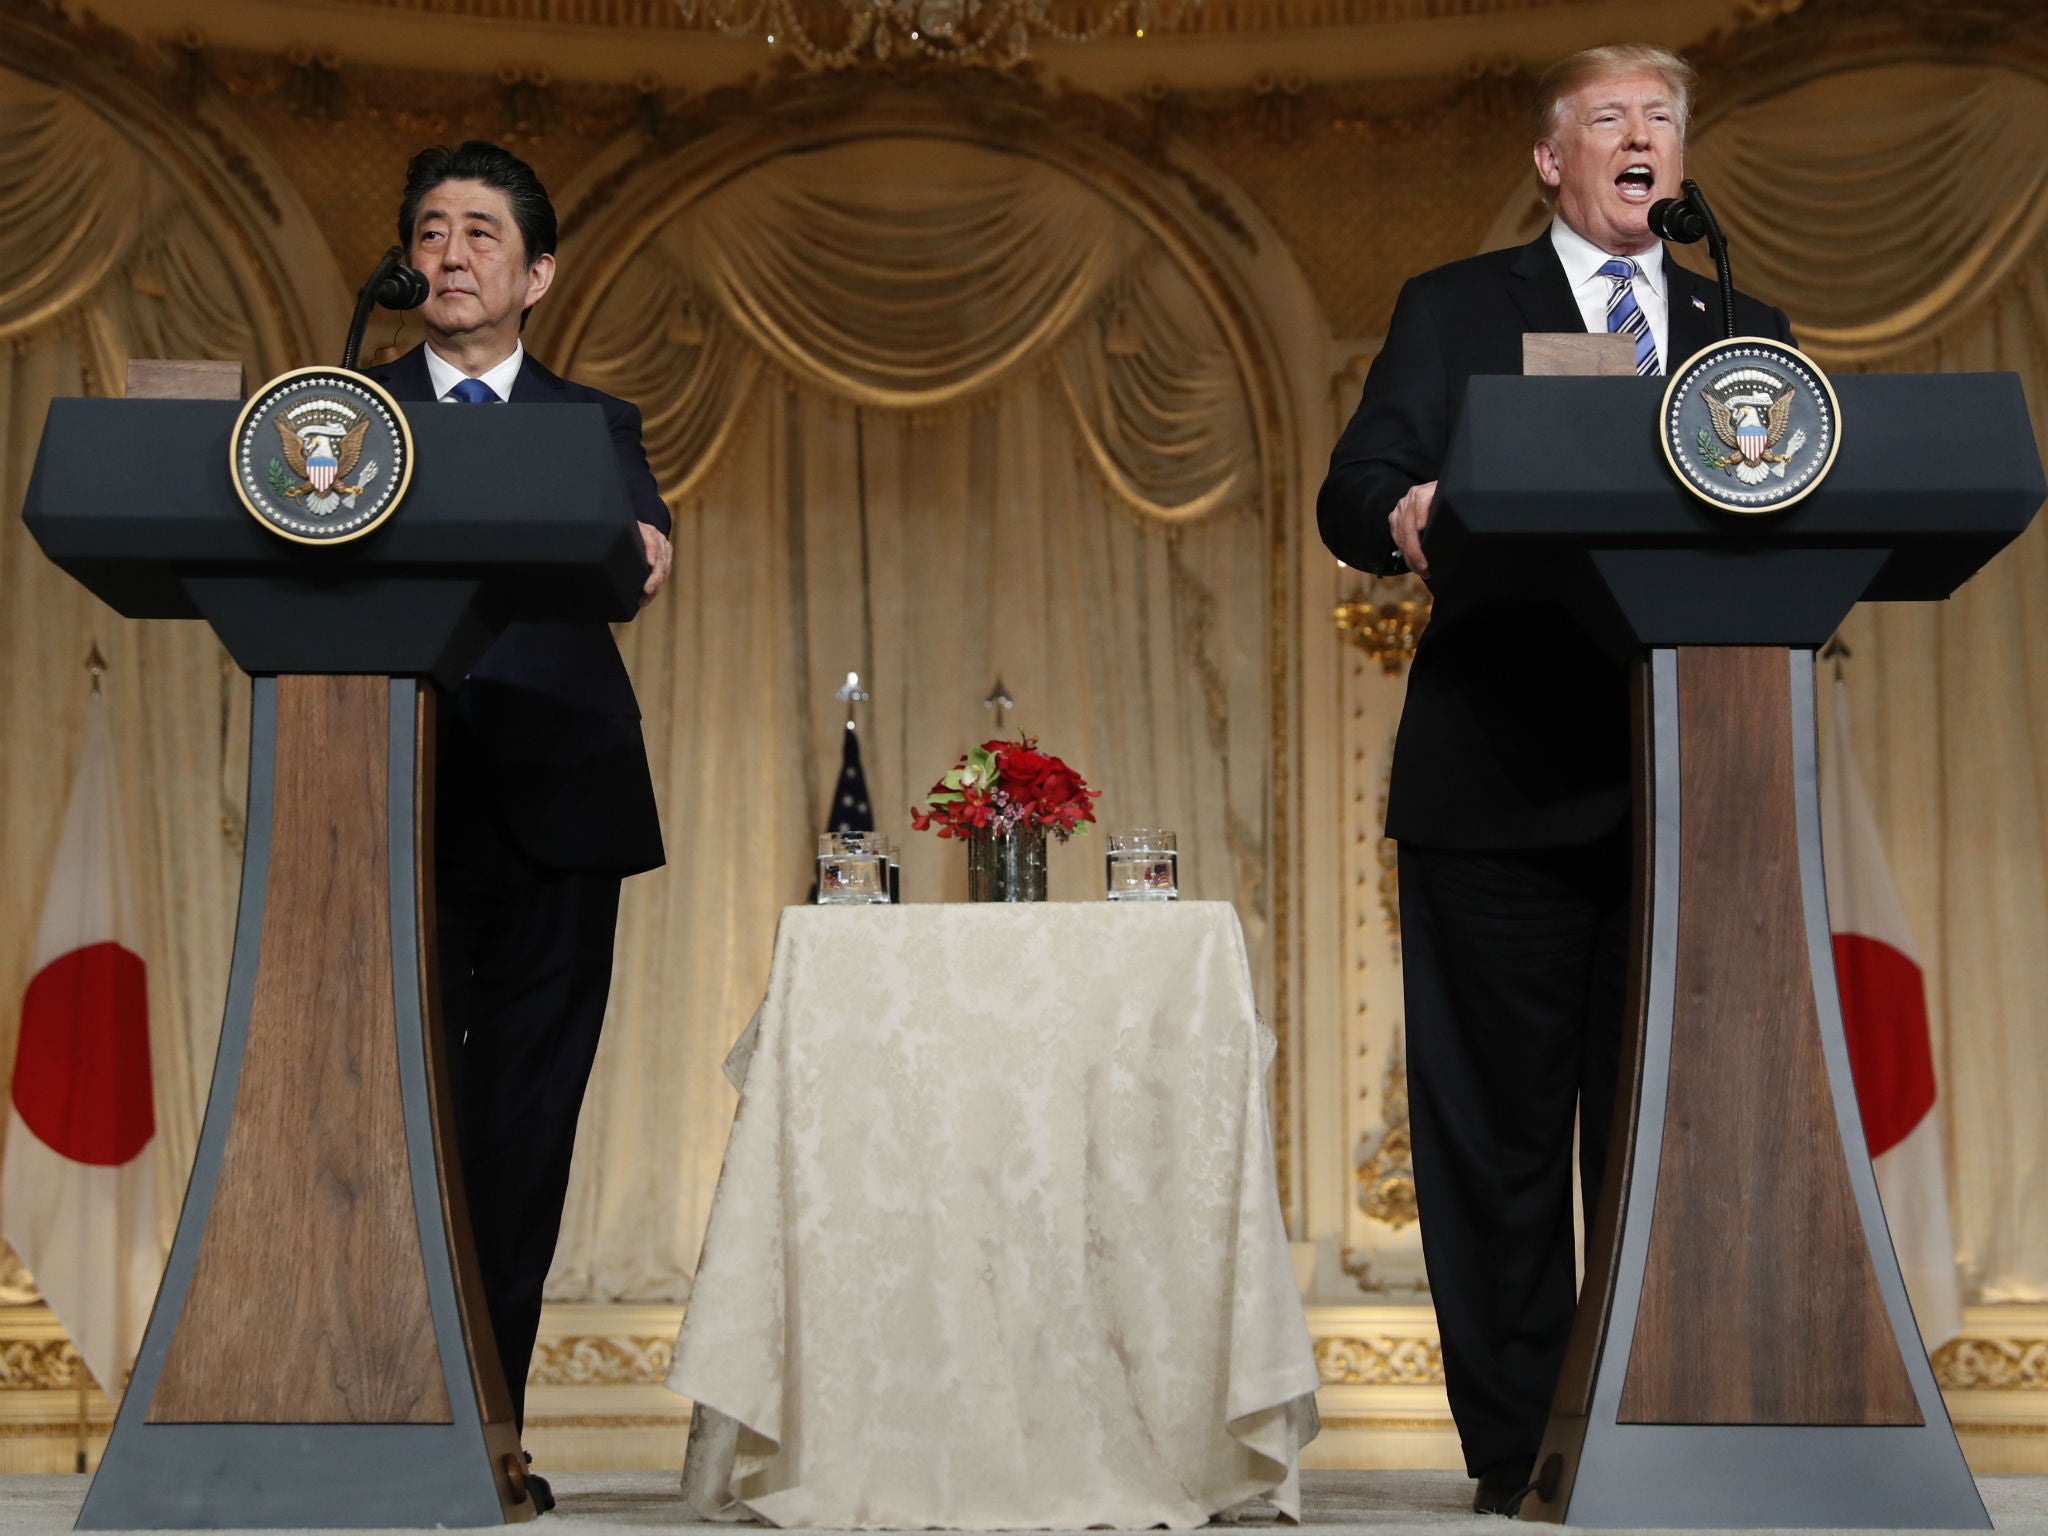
xmin=671 ymin=902 xmax=1319 ymax=1530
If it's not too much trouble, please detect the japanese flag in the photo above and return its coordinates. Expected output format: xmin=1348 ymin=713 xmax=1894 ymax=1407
xmin=1822 ymin=677 xmax=1963 ymax=1350
xmin=2 ymin=699 xmax=162 ymax=1396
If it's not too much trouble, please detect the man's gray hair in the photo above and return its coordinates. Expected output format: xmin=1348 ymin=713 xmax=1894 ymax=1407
xmin=1532 ymin=44 xmax=1696 ymax=144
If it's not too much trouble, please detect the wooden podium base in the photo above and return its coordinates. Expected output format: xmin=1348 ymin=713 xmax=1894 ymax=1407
xmin=78 ymin=676 xmax=530 ymax=1529
xmin=1520 ymin=648 xmax=1984 ymax=1528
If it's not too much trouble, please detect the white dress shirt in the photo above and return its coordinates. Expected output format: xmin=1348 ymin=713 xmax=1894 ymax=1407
xmin=1549 ymin=219 xmax=1670 ymax=374
xmin=424 ymin=340 xmax=525 ymax=403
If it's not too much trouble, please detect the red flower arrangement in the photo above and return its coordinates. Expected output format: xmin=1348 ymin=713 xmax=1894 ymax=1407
xmin=910 ymin=736 xmax=1098 ymax=842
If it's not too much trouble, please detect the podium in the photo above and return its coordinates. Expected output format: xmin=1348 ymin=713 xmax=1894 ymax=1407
xmin=22 ymin=380 xmax=648 ymax=1528
xmin=1428 ymin=372 xmax=2044 ymax=1528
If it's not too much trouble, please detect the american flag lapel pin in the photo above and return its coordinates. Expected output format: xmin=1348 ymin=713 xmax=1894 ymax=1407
xmin=1691 ymin=295 xmax=1708 ymax=312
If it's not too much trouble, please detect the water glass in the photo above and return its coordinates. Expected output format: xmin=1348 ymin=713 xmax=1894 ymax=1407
xmin=1105 ymin=829 xmax=1179 ymax=901
xmin=816 ymin=832 xmax=891 ymax=905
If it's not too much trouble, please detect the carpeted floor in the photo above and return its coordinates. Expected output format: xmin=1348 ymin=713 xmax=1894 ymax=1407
xmin=1 ymin=1470 xmax=2045 ymax=1535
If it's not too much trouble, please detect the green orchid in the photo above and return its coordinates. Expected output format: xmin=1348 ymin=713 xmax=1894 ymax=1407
xmin=926 ymin=744 xmax=999 ymax=806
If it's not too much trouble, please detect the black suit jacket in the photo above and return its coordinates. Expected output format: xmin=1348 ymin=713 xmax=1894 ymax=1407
xmin=366 ymin=345 xmax=670 ymax=875
xmin=1318 ymin=233 xmax=1795 ymax=850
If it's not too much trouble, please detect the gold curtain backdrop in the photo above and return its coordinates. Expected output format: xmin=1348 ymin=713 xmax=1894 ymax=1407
xmin=1485 ymin=59 xmax=2048 ymax=1304
xmin=0 ymin=63 xmax=344 ymax=1304
xmin=0 ymin=39 xmax=2046 ymax=1327
xmin=543 ymin=134 xmax=1274 ymax=1299
xmin=571 ymin=138 xmax=1257 ymax=518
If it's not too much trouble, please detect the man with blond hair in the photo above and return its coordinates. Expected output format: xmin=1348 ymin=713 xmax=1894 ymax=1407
xmin=1318 ymin=46 xmax=1794 ymax=1514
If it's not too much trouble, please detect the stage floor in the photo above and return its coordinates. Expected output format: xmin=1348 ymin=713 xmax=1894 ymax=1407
xmin=2 ymin=1470 xmax=2046 ymax=1536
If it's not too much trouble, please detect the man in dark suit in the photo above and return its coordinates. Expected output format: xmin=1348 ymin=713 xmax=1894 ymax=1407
xmin=365 ymin=141 xmax=673 ymax=1509
xmin=1318 ymin=47 xmax=1793 ymax=1515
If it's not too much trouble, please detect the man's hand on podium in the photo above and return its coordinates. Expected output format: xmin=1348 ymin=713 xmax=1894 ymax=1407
xmin=640 ymin=522 xmax=673 ymax=608
xmin=1390 ymin=479 xmax=1437 ymax=580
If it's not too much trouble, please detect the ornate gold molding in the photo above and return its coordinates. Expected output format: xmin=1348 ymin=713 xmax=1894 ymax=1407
xmin=1313 ymin=1329 xmax=2048 ymax=1393
xmin=527 ymin=1335 xmax=675 ymax=1386
xmin=0 ymin=1243 xmax=38 ymax=1306
xmin=1934 ymin=1338 xmax=2048 ymax=1391
xmin=524 ymin=1412 xmax=692 ymax=1428
xmin=1315 ymin=1415 xmax=1454 ymax=1431
xmin=1949 ymin=1421 xmax=2048 ymax=1438
xmin=0 ymin=1340 xmax=93 ymax=1392
xmin=310 ymin=0 xmax=1630 ymax=38
xmin=0 ymin=1421 xmax=113 ymax=1439
xmin=1314 ymin=1333 xmax=1444 ymax=1385
xmin=1334 ymin=573 xmax=1430 ymax=677
xmin=1354 ymin=1045 xmax=1416 ymax=1230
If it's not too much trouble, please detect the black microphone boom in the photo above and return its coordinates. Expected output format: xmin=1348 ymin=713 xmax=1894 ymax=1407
xmin=1649 ymin=179 xmax=1736 ymax=342
xmin=341 ymin=245 xmax=429 ymax=372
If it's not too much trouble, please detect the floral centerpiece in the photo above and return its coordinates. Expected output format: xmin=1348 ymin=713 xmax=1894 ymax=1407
xmin=911 ymin=737 xmax=1097 ymax=901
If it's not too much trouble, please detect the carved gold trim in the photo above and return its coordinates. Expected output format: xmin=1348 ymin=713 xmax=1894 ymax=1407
xmin=1354 ymin=1046 xmax=1416 ymax=1230
xmin=527 ymin=1335 xmax=675 ymax=1386
xmin=1315 ymin=1415 xmax=1456 ymax=1432
xmin=0 ymin=1244 xmax=38 ymax=1307
xmin=1934 ymin=1339 xmax=2048 ymax=1391
xmin=523 ymin=1412 xmax=693 ymax=1428
xmin=0 ymin=1340 xmax=93 ymax=1392
xmin=1334 ymin=574 xmax=1430 ymax=678
xmin=1314 ymin=1333 xmax=1444 ymax=1385
xmin=312 ymin=0 xmax=1629 ymax=37
xmin=1952 ymin=1421 xmax=2048 ymax=1438
xmin=0 ymin=1421 xmax=113 ymax=1439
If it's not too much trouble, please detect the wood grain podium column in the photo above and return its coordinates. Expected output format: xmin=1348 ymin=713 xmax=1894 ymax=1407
xmin=1518 ymin=648 xmax=1983 ymax=1530
xmin=77 ymin=677 xmax=528 ymax=1529
xmin=150 ymin=677 xmax=447 ymax=1424
xmin=1619 ymin=647 xmax=1918 ymax=1426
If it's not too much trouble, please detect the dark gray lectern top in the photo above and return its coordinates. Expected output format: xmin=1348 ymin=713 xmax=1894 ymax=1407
xmin=23 ymin=398 xmax=649 ymax=684
xmin=1430 ymin=372 xmax=2045 ymax=649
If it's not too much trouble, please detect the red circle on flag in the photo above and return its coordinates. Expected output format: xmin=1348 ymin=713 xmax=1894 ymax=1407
xmin=1832 ymin=933 xmax=1938 ymax=1160
xmin=12 ymin=942 xmax=154 ymax=1166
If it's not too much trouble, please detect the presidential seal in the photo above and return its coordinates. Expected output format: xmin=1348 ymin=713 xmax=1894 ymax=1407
xmin=230 ymin=367 xmax=413 ymax=544
xmin=1660 ymin=338 xmax=1841 ymax=515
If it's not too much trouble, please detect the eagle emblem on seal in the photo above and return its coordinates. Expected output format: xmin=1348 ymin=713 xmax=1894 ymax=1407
xmin=233 ymin=368 xmax=412 ymax=544
xmin=269 ymin=400 xmax=381 ymax=517
xmin=1696 ymin=367 xmax=1810 ymax=487
xmin=1661 ymin=339 xmax=1839 ymax=515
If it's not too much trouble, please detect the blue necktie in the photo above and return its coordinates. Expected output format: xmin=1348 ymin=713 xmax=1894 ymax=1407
xmin=448 ymin=377 xmax=498 ymax=404
xmin=1598 ymin=258 xmax=1661 ymax=377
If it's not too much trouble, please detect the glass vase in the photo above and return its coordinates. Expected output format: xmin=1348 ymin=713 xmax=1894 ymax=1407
xmin=966 ymin=825 xmax=1048 ymax=902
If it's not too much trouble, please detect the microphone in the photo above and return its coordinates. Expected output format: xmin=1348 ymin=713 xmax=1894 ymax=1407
xmin=1649 ymin=179 xmax=1736 ymax=343
xmin=1647 ymin=195 xmax=1708 ymax=245
xmin=342 ymin=245 xmax=429 ymax=372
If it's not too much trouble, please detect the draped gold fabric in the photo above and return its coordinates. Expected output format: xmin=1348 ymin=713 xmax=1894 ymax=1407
xmin=544 ymin=135 xmax=1272 ymax=1300
xmin=0 ymin=66 xmax=309 ymax=1306
xmin=564 ymin=139 xmax=1256 ymax=518
xmin=1485 ymin=61 xmax=2048 ymax=1302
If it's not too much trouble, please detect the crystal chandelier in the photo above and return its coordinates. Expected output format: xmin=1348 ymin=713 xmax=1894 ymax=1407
xmin=674 ymin=0 xmax=1202 ymax=68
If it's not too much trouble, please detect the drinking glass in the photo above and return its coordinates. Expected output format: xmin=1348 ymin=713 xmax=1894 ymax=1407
xmin=1105 ymin=829 xmax=1178 ymax=901
xmin=816 ymin=832 xmax=890 ymax=905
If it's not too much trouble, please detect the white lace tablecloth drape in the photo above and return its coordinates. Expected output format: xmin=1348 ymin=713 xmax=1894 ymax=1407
xmin=671 ymin=902 xmax=1319 ymax=1530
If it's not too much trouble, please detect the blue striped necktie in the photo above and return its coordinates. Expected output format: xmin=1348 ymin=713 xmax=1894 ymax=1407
xmin=1599 ymin=258 xmax=1661 ymax=377
xmin=448 ymin=377 xmax=498 ymax=404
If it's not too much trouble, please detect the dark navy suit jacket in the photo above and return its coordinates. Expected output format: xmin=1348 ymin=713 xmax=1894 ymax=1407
xmin=367 ymin=344 xmax=670 ymax=875
xmin=1317 ymin=233 xmax=1795 ymax=851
